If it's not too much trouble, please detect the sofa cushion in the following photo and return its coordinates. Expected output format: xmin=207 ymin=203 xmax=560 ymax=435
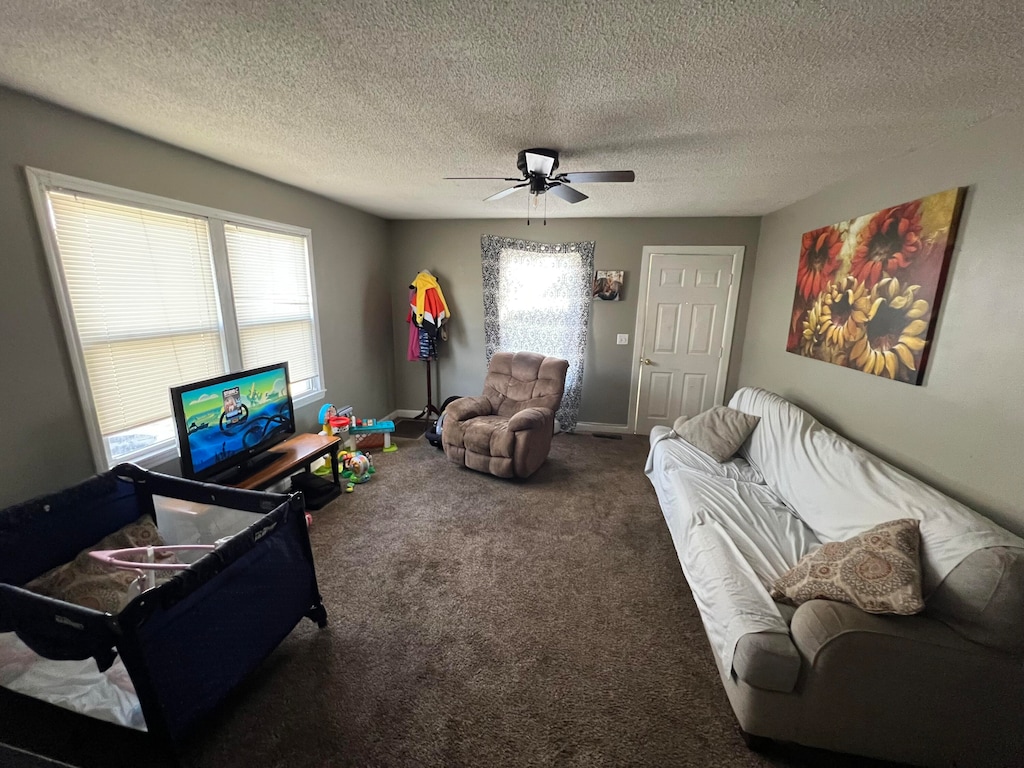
xmin=926 ymin=546 xmax=1024 ymax=655
xmin=673 ymin=406 xmax=760 ymax=463
xmin=771 ymin=519 xmax=925 ymax=615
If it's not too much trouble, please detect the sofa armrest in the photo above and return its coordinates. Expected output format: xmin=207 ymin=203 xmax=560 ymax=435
xmin=507 ymin=407 xmax=553 ymax=433
xmin=733 ymin=631 xmax=802 ymax=693
xmin=778 ymin=599 xmax=1024 ymax=764
xmin=791 ymin=599 xmax=995 ymax=664
xmin=445 ymin=396 xmax=493 ymax=422
xmin=730 ymin=599 xmax=1024 ymax=765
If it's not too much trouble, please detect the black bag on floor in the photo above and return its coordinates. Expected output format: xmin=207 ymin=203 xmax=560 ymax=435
xmin=426 ymin=396 xmax=463 ymax=448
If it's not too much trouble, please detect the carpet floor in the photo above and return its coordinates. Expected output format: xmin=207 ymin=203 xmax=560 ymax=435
xmin=0 ymin=433 xmax=895 ymax=767
xmin=391 ymin=418 xmax=432 ymax=439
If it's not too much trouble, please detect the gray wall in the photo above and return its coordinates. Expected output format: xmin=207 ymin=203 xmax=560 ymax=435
xmin=387 ymin=218 xmax=761 ymax=424
xmin=738 ymin=111 xmax=1024 ymax=535
xmin=0 ymin=87 xmax=390 ymax=509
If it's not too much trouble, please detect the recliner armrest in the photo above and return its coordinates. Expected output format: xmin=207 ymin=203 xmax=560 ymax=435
xmin=445 ymin=396 xmax=494 ymax=422
xmin=507 ymin=407 xmax=553 ymax=433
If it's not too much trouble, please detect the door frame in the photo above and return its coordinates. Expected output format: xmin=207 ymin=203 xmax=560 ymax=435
xmin=627 ymin=245 xmax=745 ymax=434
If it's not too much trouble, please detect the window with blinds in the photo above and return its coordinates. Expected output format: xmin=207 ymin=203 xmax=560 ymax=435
xmin=28 ymin=169 xmax=324 ymax=471
xmin=224 ymin=224 xmax=319 ymax=397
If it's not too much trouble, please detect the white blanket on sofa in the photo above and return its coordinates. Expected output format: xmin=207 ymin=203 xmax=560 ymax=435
xmin=646 ymin=426 xmax=821 ymax=673
xmin=646 ymin=389 xmax=1024 ymax=678
xmin=729 ymin=387 xmax=1024 ymax=593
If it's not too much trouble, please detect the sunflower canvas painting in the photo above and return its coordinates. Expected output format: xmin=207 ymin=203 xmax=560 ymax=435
xmin=787 ymin=188 xmax=965 ymax=384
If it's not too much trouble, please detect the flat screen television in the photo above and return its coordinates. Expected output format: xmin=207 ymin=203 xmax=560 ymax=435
xmin=170 ymin=362 xmax=296 ymax=482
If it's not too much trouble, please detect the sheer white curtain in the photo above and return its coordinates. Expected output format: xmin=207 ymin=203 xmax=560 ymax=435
xmin=480 ymin=235 xmax=594 ymax=430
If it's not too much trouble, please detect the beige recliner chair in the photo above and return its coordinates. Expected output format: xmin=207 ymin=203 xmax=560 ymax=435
xmin=442 ymin=351 xmax=568 ymax=479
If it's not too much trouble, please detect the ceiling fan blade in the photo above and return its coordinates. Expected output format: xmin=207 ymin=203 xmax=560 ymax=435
xmin=557 ymin=170 xmax=636 ymax=184
xmin=524 ymin=151 xmax=556 ymax=176
xmin=484 ymin=183 xmax=528 ymax=202
xmin=547 ymin=183 xmax=588 ymax=204
xmin=445 ymin=176 xmax=523 ymax=181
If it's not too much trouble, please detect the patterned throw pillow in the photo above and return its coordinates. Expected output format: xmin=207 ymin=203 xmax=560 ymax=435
xmin=24 ymin=516 xmax=176 ymax=614
xmin=770 ymin=518 xmax=925 ymax=615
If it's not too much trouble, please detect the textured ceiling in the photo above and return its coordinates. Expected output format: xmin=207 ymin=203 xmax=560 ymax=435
xmin=1 ymin=1 xmax=1023 ymax=219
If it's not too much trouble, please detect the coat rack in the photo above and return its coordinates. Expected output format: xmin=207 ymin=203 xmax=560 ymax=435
xmin=408 ymin=269 xmax=449 ymax=420
xmin=416 ymin=359 xmax=440 ymax=419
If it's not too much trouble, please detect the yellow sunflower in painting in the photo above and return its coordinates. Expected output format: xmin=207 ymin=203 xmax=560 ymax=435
xmin=819 ymin=276 xmax=871 ymax=359
xmin=799 ymin=300 xmax=827 ymax=358
xmin=800 ymin=277 xmax=872 ymax=364
xmin=850 ymin=278 xmax=930 ymax=379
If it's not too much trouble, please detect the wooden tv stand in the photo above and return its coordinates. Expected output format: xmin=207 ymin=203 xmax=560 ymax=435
xmin=229 ymin=433 xmax=341 ymax=492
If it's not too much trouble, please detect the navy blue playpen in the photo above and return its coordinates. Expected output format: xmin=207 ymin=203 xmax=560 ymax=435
xmin=0 ymin=463 xmax=326 ymax=742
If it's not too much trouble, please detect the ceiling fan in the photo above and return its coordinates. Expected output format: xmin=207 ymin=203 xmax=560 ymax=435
xmin=446 ymin=148 xmax=635 ymax=204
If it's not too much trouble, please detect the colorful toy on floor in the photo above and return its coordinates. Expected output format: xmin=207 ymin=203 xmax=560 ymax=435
xmin=315 ymin=403 xmax=355 ymax=475
xmin=349 ymin=418 xmax=397 ymax=452
xmin=339 ymin=450 xmax=375 ymax=484
xmin=347 ymin=453 xmax=371 ymax=481
xmin=318 ymin=403 xmax=353 ymax=441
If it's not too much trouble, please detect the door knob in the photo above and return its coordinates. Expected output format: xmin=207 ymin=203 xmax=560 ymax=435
xmin=640 ymin=357 xmax=653 ymax=365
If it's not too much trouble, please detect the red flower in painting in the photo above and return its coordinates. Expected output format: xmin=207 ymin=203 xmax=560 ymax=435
xmin=850 ymin=201 xmax=923 ymax=288
xmin=797 ymin=226 xmax=843 ymax=302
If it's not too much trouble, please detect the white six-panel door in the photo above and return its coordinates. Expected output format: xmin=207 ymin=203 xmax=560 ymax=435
xmin=629 ymin=246 xmax=744 ymax=435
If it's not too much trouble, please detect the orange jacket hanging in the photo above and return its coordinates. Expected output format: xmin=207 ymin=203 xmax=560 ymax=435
xmin=408 ymin=271 xmax=450 ymax=335
xmin=410 ymin=271 xmax=450 ymax=329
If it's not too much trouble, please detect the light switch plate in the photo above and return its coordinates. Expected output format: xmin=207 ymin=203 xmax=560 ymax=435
xmin=616 ymin=334 xmax=629 ymax=345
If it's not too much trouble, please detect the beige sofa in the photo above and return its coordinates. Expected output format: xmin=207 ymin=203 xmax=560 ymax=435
xmin=645 ymin=387 xmax=1024 ymax=767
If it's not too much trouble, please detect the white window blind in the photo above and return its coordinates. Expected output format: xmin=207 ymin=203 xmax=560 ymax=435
xmin=46 ymin=191 xmax=225 ymax=451
xmin=30 ymin=169 xmax=326 ymax=471
xmin=224 ymin=224 xmax=319 ymax=394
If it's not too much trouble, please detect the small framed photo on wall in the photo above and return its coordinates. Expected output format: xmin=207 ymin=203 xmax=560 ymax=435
xmin=593 ymin=270 xmax=624 ymax=301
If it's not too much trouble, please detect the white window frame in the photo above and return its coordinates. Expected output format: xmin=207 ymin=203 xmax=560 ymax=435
xmin=25 ymin=167 xmax=326 ymax=472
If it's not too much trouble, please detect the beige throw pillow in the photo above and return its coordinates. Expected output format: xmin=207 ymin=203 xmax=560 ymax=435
xmin=771 ymin=518 xmax=925 ymax=615
xmin=672 ymin=406 xmax=760 ymax=462
xmin=25 ymin=516 xmax=174 ymax=614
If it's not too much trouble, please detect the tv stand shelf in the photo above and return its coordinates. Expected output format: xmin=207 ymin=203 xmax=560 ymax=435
xmin=228 ymin=433 xmax=341 ymax=493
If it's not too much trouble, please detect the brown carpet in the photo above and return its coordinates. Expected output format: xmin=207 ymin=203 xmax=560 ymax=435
xmin=0 ymin=433 xmax=895 ymax=768
xmin=391 ymin=418 xmax=431 ymax=439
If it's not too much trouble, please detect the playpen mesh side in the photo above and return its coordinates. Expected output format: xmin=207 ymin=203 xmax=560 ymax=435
xmin=117 ymin=497 xmax=319 ymax=740
xmin=0 ymin=471 xmax=144 ymax=667
xmin=0 ymin=473 xmax=147 ymax=587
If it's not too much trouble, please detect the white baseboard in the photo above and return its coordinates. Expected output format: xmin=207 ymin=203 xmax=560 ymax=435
xmin=573 ymin=422 xmax=632 ymax=435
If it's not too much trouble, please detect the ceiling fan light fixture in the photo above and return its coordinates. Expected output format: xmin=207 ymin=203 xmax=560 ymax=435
xmin=449 ymin=148 xmax=635 ymax=206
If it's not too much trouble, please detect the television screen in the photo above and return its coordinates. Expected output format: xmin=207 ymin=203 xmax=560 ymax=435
xmin=171 ymin=362 xmax=296 ymax=481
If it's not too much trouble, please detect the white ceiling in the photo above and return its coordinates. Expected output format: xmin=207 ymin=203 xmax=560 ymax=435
xmin=1 ymin=1 xmax=1022 ymax=220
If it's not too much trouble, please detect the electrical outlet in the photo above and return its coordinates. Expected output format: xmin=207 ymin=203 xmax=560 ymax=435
xmin=616 ymin=334 xmax=629 ymax=345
